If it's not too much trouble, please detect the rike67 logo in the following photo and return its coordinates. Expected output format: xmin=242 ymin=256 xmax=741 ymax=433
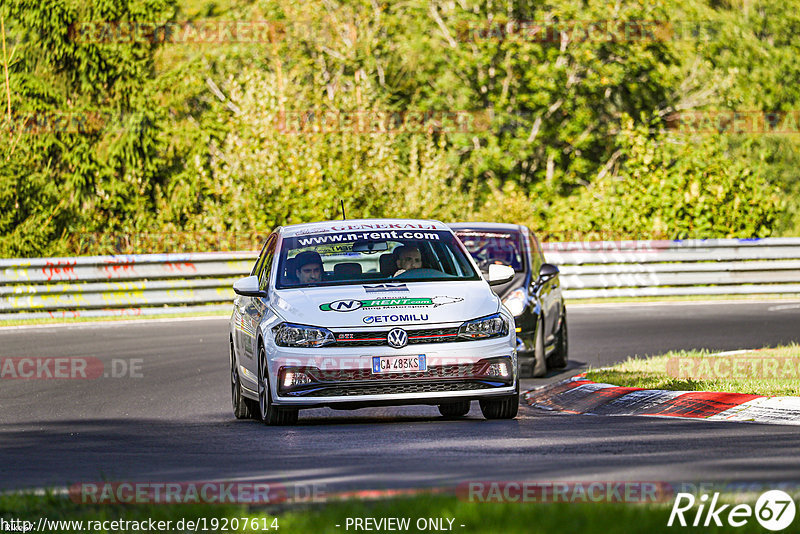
xmin=668 ymin=490 xmax=796 ymax=531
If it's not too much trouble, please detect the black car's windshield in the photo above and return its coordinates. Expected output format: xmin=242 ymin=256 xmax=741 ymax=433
xmin=454 ymin=230 xmax=525 ymax=273
xmin=276 ymin=230 xmax=480 ymax=288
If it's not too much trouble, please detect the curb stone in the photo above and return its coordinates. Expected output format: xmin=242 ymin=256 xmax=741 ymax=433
xmin=523 ymin=375 xmax=800 ymax=425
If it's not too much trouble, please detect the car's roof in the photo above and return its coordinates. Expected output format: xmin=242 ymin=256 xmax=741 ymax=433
xmin=448 ymin=222 xmax=526 ymax=232
xmin=280 ymin=218 xmax=451 ymax=237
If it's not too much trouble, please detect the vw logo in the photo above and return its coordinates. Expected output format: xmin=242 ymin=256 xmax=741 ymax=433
xmin=387 ymin=328 xmax=408 ymax=349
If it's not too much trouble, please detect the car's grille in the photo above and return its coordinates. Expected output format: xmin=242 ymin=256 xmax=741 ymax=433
xmin=333 ymin=327 xmax=461 ymax=347
xmin=313 ymin=363 xmax=482 ymax=382
xmin=286 ymin=380 xmax=497 ymax=397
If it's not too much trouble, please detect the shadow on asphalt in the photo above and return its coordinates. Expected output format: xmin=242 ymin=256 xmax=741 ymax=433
xmin=519 ymin=360 xmax=586 ymax=393
xmin=4 ymin=411 xmax=800 ymax=492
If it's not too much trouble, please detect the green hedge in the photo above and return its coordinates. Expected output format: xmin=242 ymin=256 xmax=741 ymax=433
xmin=0 ymin=0 xmax=795 ymax=256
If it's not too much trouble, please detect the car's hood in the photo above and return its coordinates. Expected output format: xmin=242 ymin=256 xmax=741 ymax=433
xmin=270 ymin=281 xmax=500 ymax=328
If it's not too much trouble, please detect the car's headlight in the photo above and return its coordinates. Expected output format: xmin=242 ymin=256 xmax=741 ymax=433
xmin=502 ymin=288 xmax=526 ymax=317
xmin=458 ymin=313 xmax=508 ymax=340
xmin=273 ymin=323 xmax=336 ymax=347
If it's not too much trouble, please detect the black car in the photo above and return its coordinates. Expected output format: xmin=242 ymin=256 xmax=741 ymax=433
xmin=449 ymin=223 xmax=568 ymax=377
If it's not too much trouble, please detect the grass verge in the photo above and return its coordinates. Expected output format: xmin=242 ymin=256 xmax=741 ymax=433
xmin=3 ymin=492 xmax=793 ymax=534
xmin=585 ymin=345 xmax=800 ymax=396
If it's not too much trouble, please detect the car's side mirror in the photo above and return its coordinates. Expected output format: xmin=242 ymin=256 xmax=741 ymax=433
xmin=538 ymin=263 xmax=560 ymax=283
xmin=487 ymin=264 xmax=515 ymax=286
xmin=233 ymin=275 xmax=265 ymax=297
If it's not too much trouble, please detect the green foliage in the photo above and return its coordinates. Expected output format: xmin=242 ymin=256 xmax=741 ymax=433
xmin=150 ymin=1 xmax=475 ymax=247
xmin=388 ymin=0 xmax=685 ymax=195
xmin=0 ymin=0 xmax=798 ymax=257
xmin=0 ymin=0 xmax=180 ymax=256
xmin=550 ymin=115 xmax=783 ymax=238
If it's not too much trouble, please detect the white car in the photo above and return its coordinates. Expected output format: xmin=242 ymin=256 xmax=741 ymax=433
xmin=229 ymin=219 xmax=519 ymax=425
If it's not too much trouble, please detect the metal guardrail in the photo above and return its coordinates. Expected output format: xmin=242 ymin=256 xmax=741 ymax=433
xmin=0 ymin=253 xmax=256 ymax=320
xmin=1 ymin=238 xmax=799 ymax=319
xmin=543 ymin=237 xmax=800 ymax=299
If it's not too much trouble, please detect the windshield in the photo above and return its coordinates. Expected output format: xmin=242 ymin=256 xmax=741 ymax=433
xmin=275 ymin=229 xmax=480 ymax=289
xmin=454 ymin=230 xmax=525 ymax=273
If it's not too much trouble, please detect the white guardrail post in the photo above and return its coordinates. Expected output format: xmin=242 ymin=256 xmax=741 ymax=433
xmin=1 ymin=238 xmax=799 ymax=319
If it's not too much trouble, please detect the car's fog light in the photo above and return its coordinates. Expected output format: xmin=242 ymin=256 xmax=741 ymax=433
xmin=283 ymin=371 xmax=313 ymax=388
xmin=486 ymin=362 xmax=509 ymax=378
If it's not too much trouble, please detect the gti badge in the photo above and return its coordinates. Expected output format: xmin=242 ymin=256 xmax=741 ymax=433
xmin=387 ymin=328 xmax=408 ymax=349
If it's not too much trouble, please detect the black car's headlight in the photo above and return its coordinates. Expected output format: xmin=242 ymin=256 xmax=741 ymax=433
xmin=458 ymin=313 xmax=508 ymax=340
xmin=501 ymin=288 xmax=527 ymax=317
xmin=273 ymin=323 xmax=336 ymax=347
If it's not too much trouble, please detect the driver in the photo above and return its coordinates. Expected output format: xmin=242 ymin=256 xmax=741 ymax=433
xmin=393 ymin=245 xmax=423 ymax=277
xmin=294 ymin=250 xmax=323 ymax=284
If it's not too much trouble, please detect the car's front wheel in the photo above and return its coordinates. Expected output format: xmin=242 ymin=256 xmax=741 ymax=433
xmin=479 ymin=392 xmax=519 ymax=419
xmin=547 ymin=308 xmax=568 ymax=369
xmin=257 ymin=344 xmax=299 ymax=426
xmin=531 ymin=314 xmax=547 ymax=378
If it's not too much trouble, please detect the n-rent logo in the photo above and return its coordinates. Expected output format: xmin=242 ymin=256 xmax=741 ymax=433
xmin=323 ymin=300 xmax=363 ymax=312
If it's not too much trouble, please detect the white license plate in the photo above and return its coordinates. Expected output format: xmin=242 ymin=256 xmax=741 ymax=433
xmin=372 ymin=355 xmax=427 ymax=374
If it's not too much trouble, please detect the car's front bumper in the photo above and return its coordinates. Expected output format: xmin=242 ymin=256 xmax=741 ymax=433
xmin=264 ymin=335 xmax=517 ymax=409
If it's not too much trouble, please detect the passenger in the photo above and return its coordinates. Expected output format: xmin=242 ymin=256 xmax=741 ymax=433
xmin=294 ymin=251 xmax=323 ymax=284
xmin=393 ymin=245 xmax=423 ymax=277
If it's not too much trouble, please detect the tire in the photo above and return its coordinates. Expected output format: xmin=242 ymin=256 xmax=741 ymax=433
xmin=257 ymin=344 xmax=299 ymax=426
xmin=547 ymin=308 xmax=569 ymax=369
xmin=438 ymin=401 xmax=471 ymax=418
xmin=479 ymin=392 xmax=519 ymax=420
xmin=531 ymin=314 xmax=547 ymax=378
xmin=230 ymin=339 xmax=252 ymax=420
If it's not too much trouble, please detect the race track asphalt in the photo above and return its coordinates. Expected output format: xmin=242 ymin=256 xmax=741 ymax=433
xmin=2 ymin=300 xmax=799 ymax=492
